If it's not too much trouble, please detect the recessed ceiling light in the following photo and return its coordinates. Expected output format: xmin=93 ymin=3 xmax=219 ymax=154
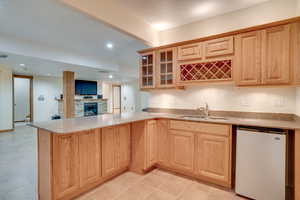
xmin=106 ymin=43 xmax=113 ymax=49
xmin=151 ymin=22 xmax=171 ymax=31
xmin=20 ymin=64 xmax=25 ymax=66
xmin=108 ymin=74 xmax=113 ymax=79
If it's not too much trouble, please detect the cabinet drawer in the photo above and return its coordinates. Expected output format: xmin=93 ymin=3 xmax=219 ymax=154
xmin=204 ymin=36 xmax=234 ymax=58
xmin=169 ymin=120 xmax=230 ymax=136
xmin=177 ymin=43 xmax=203 ymax=60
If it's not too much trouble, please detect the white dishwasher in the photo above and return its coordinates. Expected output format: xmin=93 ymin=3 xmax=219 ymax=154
xmin=235 ymin=126 xmax=287 ymax=200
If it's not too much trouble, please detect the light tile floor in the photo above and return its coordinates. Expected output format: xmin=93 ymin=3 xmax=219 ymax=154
xmin=76 ymin=170 xmax=247 ymax=200
xmin=0 ymin=124 xmax=37 ymax=200
xmin=0 ymin=125 xmax=246 ymax=200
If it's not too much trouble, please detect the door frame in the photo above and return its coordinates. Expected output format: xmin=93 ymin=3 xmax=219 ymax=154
xmin=13 ymin=75 xmax=33 ymax=124
xmin=112 ymin=84 xmax=121 ymax=114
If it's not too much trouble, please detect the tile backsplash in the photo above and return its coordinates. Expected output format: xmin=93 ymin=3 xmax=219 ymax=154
xmin=143 ymin=85 xmax=297 ymax=114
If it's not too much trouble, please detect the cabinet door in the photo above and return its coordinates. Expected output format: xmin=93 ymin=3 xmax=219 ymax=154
xmin=140 ymin=52 xmax=155 ymax=89
xmin=177 ymin=43 xmax=203 ymax=61
xmin=195 ymin=134 xmax=231 ymax=186
xmin=204 ymin=36 xmax=234 ymax=58
xmin=157 ymin=119 xmax=169 ymax=166
xmin=157 ymin=48 xmax=176 ymax=88
xmin=117 ymin=124 xmax=131 ymax=169
xmin=145 ymin=120 xmax=158 ymax=169
xmin=53 ymin=134 xmax=79 ymax=199
xmin=169 ymin=130 xmax=194 ymax=172
xmin=102 ymin=127 xmax=118 ymax=177
xmin=235 ymin=31 xmax=262 ymax=85
xmin=292 ymin=22 xmax=300 ymax=85
xmin=262 ymin=24 xmax=291 ymax=84
xmin=78 ymin=129 xmax=101 ymax=187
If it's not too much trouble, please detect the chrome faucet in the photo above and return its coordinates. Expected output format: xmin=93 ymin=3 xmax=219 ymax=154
xmin=204 ymin=102 xmax=209 ymax=118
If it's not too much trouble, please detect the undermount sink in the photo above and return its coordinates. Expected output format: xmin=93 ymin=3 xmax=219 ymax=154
xmin=180 ymin=115 xmax=228 ymax=121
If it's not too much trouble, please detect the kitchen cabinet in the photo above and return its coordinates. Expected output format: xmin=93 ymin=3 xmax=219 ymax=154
xmin=53 ymin=134 xmax=80 ymax=199
xmin=78 ymin=129 xmax=101 ymax=187
xmin=292 ymin=22 xmax=300 ymax=85
xmin=169 ymin=130 xmax=195 ymax=173
xmin=117 ymin=124 xmax=131 ymax=169
xmin=235 ymin=31 xmax=262 ymax=85
xmin=131 ymin=120 xmax=158 ymax=173
xmin=140 ymin=52 xmax=155 ymax=89
xmin=146 ymin=120 xmax=158 ymax=168
xmin=204 ymin=36 xmax=234 ymax=58
xmin=261 ymin=24 xmax=291 ymax=84
xmin=157 ymin=48 xmax=176 ymax=88
xmin=177 ymin=43 xmax=203 ymax=61
xmin=102 ymin=127 xmax=119 ymax=177
xmin=195 ymin=133 xmax=231 ymax=187
xmin=102 ymin=124 xmax=131 ymax=177
xmin=157 ymin=119 xmax=170 ymax=166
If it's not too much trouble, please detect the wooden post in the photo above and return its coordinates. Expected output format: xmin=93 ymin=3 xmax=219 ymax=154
xmin=295 ymin=130 xmax=300 ymax=200
xmin=63 ymin=71 xmax=75 ymax=118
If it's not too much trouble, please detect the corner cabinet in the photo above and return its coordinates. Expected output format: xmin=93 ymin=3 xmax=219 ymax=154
xmin=140 ymin=52 xmax=155 ymax=89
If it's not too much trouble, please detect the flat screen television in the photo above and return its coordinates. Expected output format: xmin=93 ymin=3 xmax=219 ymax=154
xmin=75 ymin=80 xmax=97 ymax=95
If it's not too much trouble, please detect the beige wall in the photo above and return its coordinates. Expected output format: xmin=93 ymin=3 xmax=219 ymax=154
xmin=145 ymin=86 xmax=297 ymax=114
xmin=0 ymin=65 xmax=13 ymax=130
xmin=297 ymin=88 xmax=300 ymax=116
xmin=158 ymin=0 xmax=298 ymax=45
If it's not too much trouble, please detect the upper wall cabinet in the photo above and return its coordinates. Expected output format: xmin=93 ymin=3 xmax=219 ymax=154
xmin=292 ymin=22 xmax=300 ymax=85
xmin=235 ymin=31 xmax=262 ymax=86
xmin=261 ymin=24 xmax=291 ymax=85
xmin=157 ymin=48 xmax=176 ymax=88
xmin=204 ymin=36 xmax=234 ymax=58
xmin=177 ymin=43 xmax=203 ymax=61
xmin=140 ymin=52 xmax=155 ymax=89
xmin=138 ymin=18 xmax=300 ymax=89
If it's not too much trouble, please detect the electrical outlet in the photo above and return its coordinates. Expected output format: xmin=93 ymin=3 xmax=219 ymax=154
xmin=240 ymin=97 xmax=250 ymax=107
xmin=274 ymin=97 xmax=284 ymax=107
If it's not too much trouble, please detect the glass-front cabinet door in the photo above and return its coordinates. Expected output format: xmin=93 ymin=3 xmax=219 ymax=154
xmin=157 ymin=48 xmax=175 ymax=88
xmin=140 ymin=52 xmax=155 ymax=89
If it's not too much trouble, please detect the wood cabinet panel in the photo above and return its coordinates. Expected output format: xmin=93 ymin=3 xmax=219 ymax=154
xmin=177 ymin=43 xmax=203 ymax=61
xmin=291 ymin=22 xmax=300 ymax=85
xmin=157 ymin=119 xmax=170 ymax=166
xmin=146 ymin=120 xmax=158 ymax=168
xmin=170 ymin=120 xmax=230 ymax=136
xmin=53 ymin=134 xmax=79 ymax=199
xmin=117 ymin=124 xmax=131 ymax=168
xmin=78 ymin=129 xmax=101 ymax=187
xmin=169 ymin=130 xmax=194 ymax=172
xmin=157 ymin=48 xmax=176 ymax=88
xmin=261 ymin=24 xmax=291 ymax=84
xmin=235 ymin=31 xmax=262 ymax=85
xmin=140 ymin=52 xmax=156 ymax=89
xmin=204 ymin=36 xmax=233 ymax=58
xmin=195 ymin=134 xmax=231 ymax=186
xmin=102 ymin=127 xmax=118 ymax=177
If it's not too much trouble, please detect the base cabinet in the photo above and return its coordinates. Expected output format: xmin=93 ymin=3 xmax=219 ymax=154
xmin=195 ymin=134 xmax=231 ymax=187
xmin=78 ymin=129 xmax=102 ymax=187
xmin=102 ymin=124 xmax=131 ymax=177
xmin=169 ymin=130 xmax=195 ymax=173
xmin=53 ymin=134 xmax=80 ymax=199
xmin=157 ymin=119 xmax=170 ymax=166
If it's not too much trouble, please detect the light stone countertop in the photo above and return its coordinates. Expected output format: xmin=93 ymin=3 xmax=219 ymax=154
xmin=30 ymin=112 xmax=300 ymax=134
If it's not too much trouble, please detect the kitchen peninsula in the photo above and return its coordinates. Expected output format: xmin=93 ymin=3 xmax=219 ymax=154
xmin=32 ymin=112 xmax=300 ymax=200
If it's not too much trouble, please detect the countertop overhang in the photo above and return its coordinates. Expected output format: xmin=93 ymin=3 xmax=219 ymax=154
xmin=30 ymin=112 xmax=300 ymax=134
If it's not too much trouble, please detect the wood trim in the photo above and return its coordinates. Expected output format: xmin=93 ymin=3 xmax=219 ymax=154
xmin=13 ymin=74 xmax=33 ymax=79
xmin=138 ymin=16 xmax=300 ymax=53
xmin=0 ymin=129 xmax=14 ymax=133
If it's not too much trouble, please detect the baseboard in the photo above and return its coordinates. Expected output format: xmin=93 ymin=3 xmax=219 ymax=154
xmin=0 ymin=129 xmax=14 ymax=133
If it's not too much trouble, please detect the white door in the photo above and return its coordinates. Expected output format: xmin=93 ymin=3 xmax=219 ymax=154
xmin=14 ymin=78 xmax=30 ymax=122
xmin=113 ymin=85 xmax=121 ymax=114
